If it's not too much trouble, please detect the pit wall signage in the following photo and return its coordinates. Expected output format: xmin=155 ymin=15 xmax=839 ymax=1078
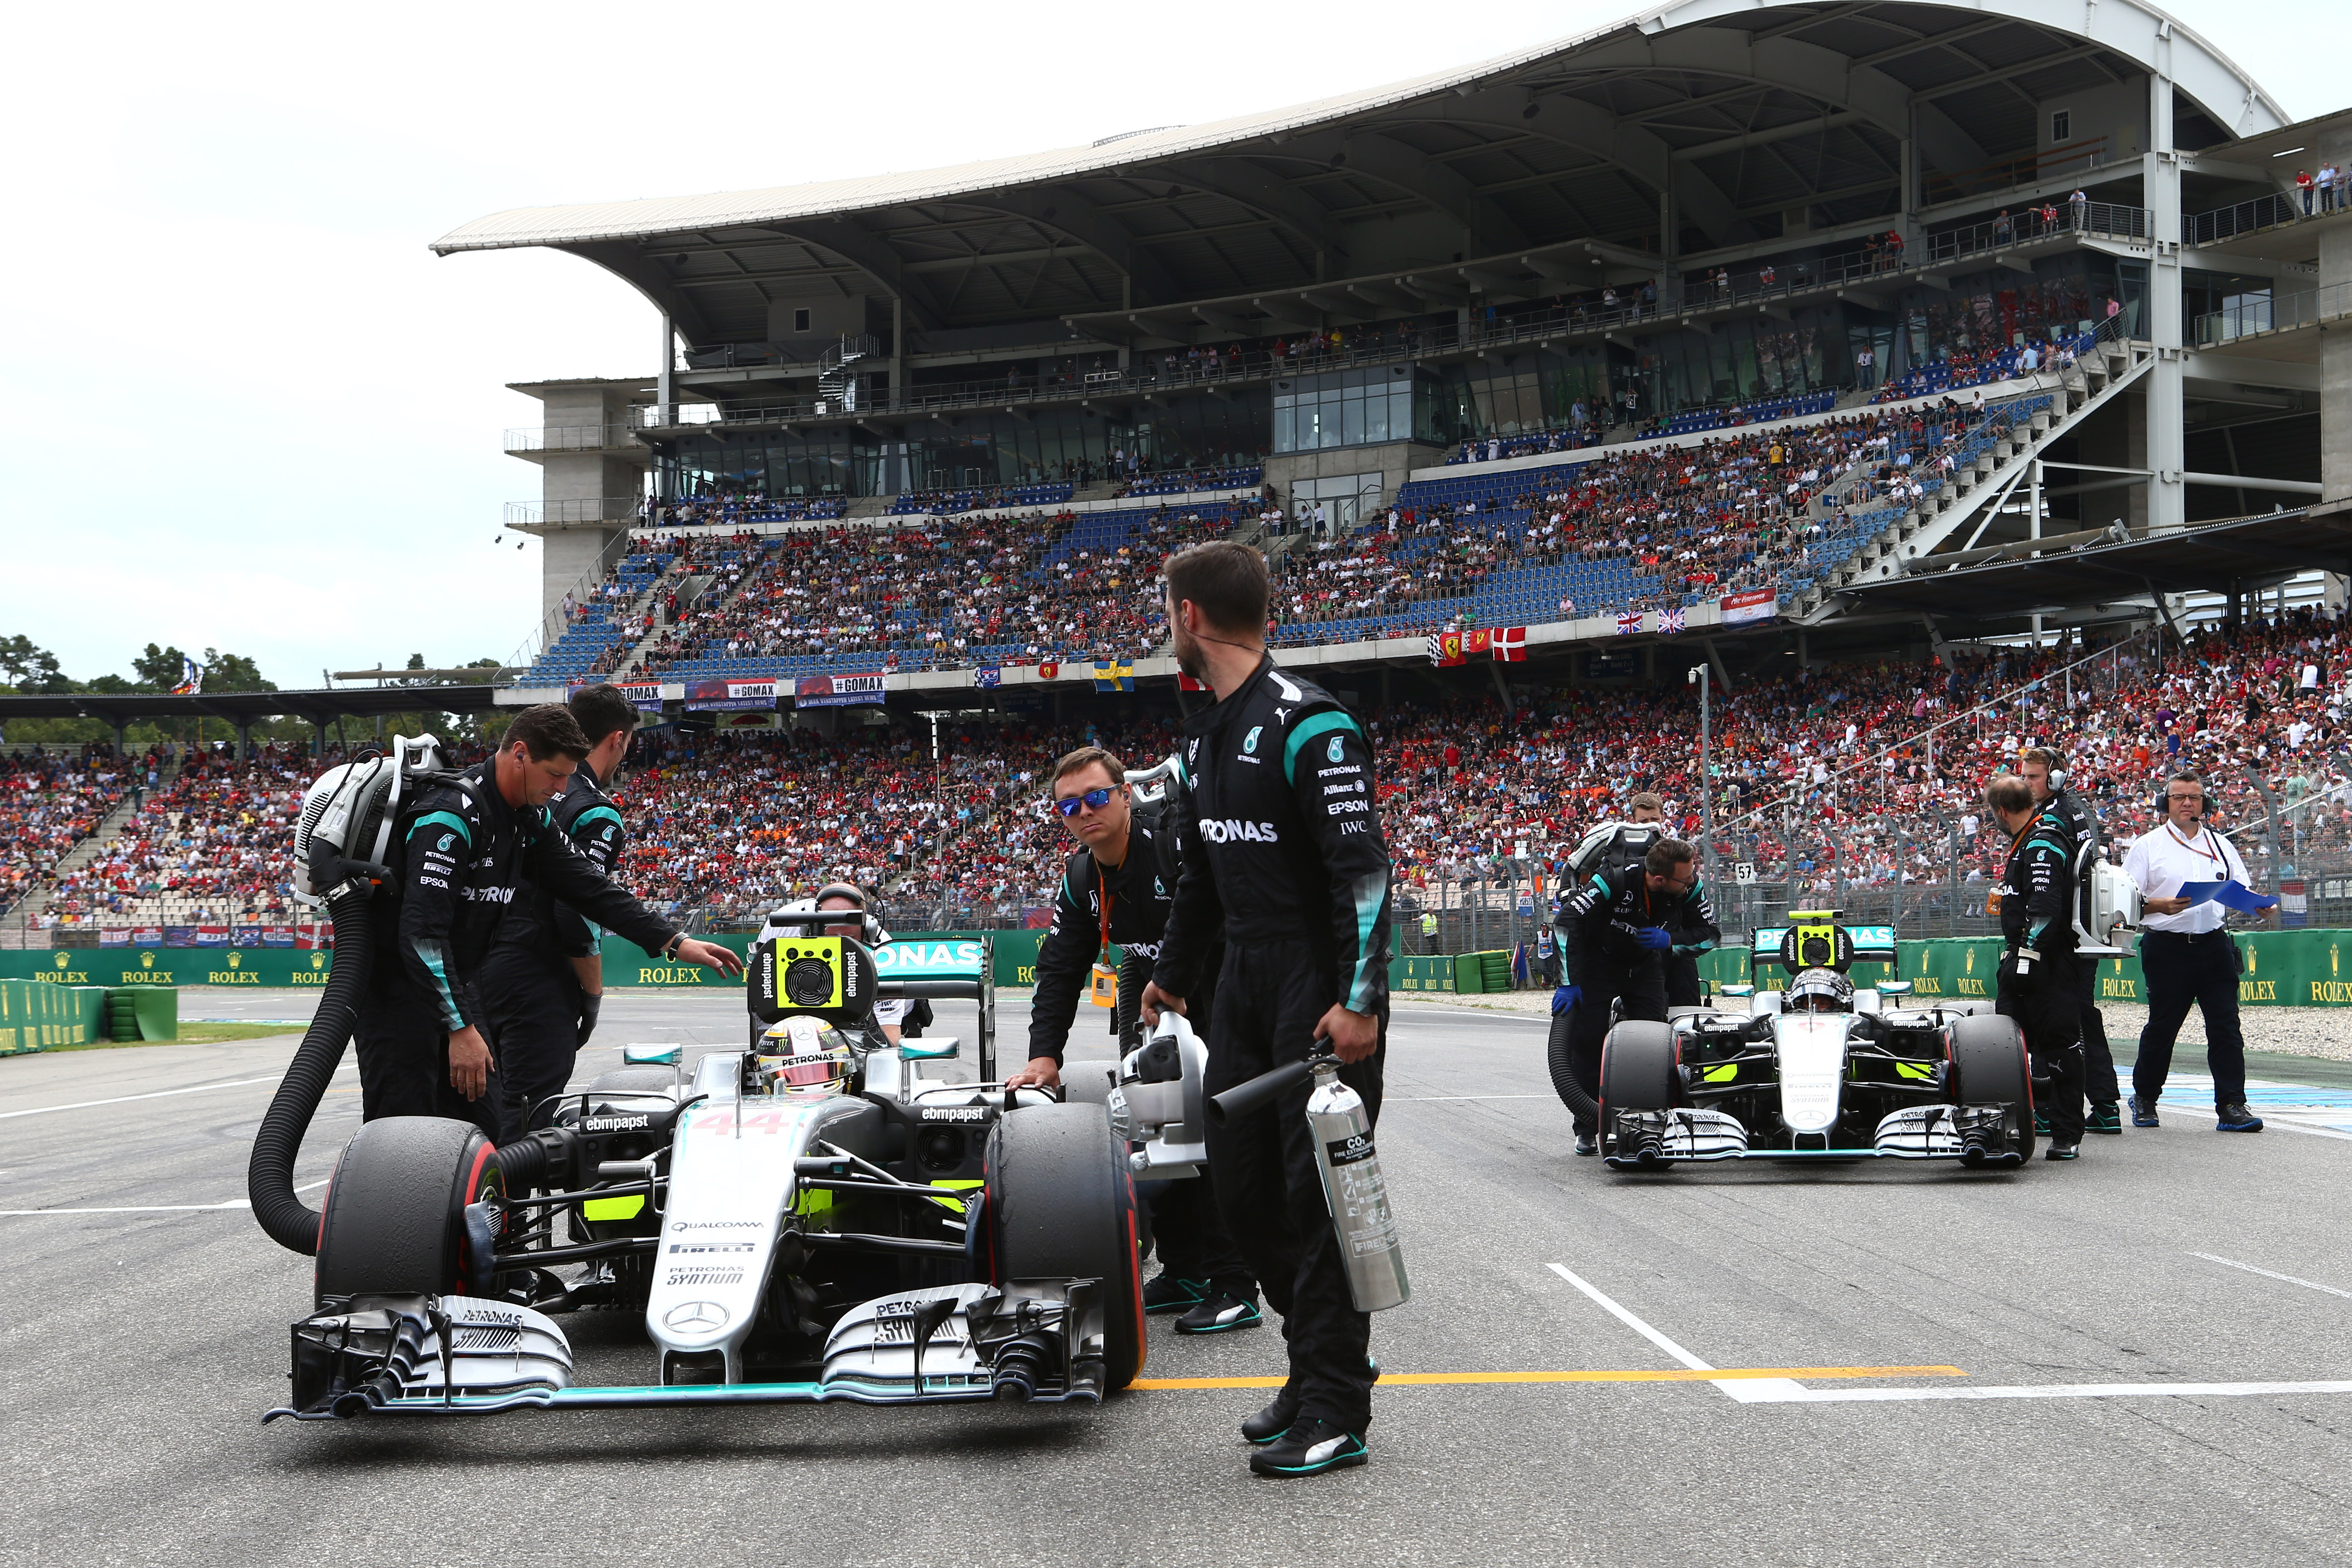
xmin=0 ymin=949 xmax=338 ymax=988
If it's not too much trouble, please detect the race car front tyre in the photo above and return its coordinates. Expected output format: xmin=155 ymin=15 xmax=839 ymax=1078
xmin=1948 ymin=1014 xmax=2035 ymax=1166
xmin=1599 ymin=1022 xmax=1677 ymax=1170
xmin=313 ymin=1116 xmax=502 ymax=1307
xmin=985 ymin=1102 xmax=1145 ymax=1392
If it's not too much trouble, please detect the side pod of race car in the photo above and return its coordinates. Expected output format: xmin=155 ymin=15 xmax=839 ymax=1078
xmin=1595 ymin=912 xmax=2039 ymax=1171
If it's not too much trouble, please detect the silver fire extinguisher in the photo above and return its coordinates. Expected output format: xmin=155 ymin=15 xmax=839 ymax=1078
xmin=1210 ymin=1053 xmax=1411 ymax=1313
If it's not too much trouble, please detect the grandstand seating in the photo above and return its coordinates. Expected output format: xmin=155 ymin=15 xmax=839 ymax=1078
xmin=0 ymin=751 xmax=127 ymax=914
xmin=889 ymin=483 xmax=1075 ymax=515
xmin=1118 ymin=465 xmax=1263 ymax=497
xmin=14 ymin=607 xmax=2351 ymax=934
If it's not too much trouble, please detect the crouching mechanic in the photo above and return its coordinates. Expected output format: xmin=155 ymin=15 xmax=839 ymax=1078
xmin=1987 ymin=773 xmax=2085 ymax=1161
xmin=479 ymin=682 xmax=639 ymax=1134
xmin=1626 ymin=792 xmax=1709 ymax=1006
xmin=1550 ymin=837 xmax=1718 ymax=1156
xmin=357 ymin=703 xmax=744 ymax=1137
xmin=1139 ymin=539 xmax=1394 ymax=1480
xmin=1007 ymin=745 xmax=1262 ymax=1336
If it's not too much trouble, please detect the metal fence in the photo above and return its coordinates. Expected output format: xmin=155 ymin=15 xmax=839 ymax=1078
xmin=2194 ymin=279 xmax=2352 ymax=348
xmin=2188 ymin=191 xmax=2304 ymax=246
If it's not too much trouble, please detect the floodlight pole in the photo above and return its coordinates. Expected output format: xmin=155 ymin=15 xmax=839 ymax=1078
xmin=1688 ymin=664 xmax=1719 ymax=899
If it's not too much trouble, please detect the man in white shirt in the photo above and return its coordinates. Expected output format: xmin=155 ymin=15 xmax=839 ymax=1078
xmin=2119 ymin=772 xmax=2262 ymax=1132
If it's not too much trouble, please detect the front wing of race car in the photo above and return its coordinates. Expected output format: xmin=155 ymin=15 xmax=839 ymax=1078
xmin=269 ymin=1278 xmax=1111 ymax=1420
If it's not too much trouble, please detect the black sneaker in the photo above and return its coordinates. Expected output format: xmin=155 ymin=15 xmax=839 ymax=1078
xmin=2129 ymin=1094 xmax=2160 ymax=1128
xmin=1143 ymin=1274 xmax=1208 ymax=1314
xmin=1241 ymin=1383 xmax=1300 ymax=1444
xmin=2216 ymin=1102 xmax=2265 ymax=1133
xmin=2086 ymin=1104 xmax=2123 ymax=1135
xmin=1174 ymin=1291 xmax=1263 ymax=1335
xmin=1573 ymin=1132 xmax=1598 ymax=1157
xmin=1248 ymin=1417 xmax=1368 ymax=1478
xmin=2034 ymin=1109 xmax=2051 ymax=1137
xmin=2044 ymin=1142 xmax=2079 ymax=1161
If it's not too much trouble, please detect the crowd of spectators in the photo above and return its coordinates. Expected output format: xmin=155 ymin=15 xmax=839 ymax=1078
xmin=1271 ymin=394 xmax=2031 ymax=635
xmin=630 ymin=504 xmax=1238 ymax=676
xmin=12 ymin=604 xmax=2352 ymax=938
xmin=642 ymin=490 xmax=844 ymax=526
xmin=42 ymin=747 xmax=315 ymax=924
xmin=0 ymin=748 xmax=127 ymax=914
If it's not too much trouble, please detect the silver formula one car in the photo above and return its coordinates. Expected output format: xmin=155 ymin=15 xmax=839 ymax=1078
xmin=268 ymin=917 xmax=1158 ymax=1421
xmin=1595 ymin=911 xmax=2038 ymax=1171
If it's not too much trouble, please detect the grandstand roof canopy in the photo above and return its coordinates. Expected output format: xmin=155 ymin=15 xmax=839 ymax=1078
xmin=0 ymin=685 xmax=503 ymax=730
xmin=1841 ymin=508 xmax=2352 ymax=618
xmin=436 ymin=0 xmax=2284 ymax=348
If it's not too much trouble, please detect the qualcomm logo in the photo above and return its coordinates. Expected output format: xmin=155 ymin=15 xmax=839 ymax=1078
xmin=664 ymin=1300 xmax=730 ymax=1332
xmin=1243 ymin=726 xmax=1261 ymax=755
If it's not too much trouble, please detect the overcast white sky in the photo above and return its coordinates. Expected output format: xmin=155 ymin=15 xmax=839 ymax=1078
xmin=0 ymin=0 xmax=2336 ymax=689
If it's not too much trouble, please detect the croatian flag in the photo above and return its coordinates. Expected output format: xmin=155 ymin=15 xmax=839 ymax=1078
xmin=1615 ymin=610 xmax=1642 ymax=636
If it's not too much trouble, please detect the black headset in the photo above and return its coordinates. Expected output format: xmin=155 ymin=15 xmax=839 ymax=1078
xmin=2157 ymin=777 xmax=2205 ymax=817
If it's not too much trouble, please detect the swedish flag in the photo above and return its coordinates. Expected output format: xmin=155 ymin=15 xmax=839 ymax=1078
xmin=1093 ymin=660 xmax=1134 ymax=692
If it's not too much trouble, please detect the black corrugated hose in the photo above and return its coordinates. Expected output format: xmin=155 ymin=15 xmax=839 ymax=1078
xmin=1546 ymin=1009 xmax=1601 ymax=1123
xmin=248 ymin=883 xmax=554 ymax=1254
xmin=247 ymin=884 xmax=373 ymax=1254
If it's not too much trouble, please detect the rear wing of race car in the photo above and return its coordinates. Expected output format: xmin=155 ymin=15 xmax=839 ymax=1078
xmin=1747 ymin=911 xmax=1897 ymax=980
xmin=873 ymin=936 xmax=997 ymax=1081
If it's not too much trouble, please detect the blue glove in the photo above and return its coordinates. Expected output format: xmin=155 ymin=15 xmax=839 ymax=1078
xmin=1634 ymin=926 xmax=1673 ymax=951
xmin=1551 ymin=985 xmax=1582 ymax=1016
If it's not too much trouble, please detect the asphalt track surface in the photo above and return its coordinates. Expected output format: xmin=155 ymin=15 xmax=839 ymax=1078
xmin=11 ymin=989 xmax=2352 ymax=1566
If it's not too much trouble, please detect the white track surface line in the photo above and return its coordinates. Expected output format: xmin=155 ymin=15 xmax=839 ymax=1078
xmin=0 ymin=1062 xmax=353 ymax=1120
xmin=2262 ymin=1119 xmax=2352 ymax=1143
xmin=1546 ymin=1262 xmax=1808 ymax=1401
xmin=1390 ymin=1094 xmax=1554 ymax=1102
xmin=2193 ymin=1251 xmax=2352 ymax=1300
xmin=1731 ymin=1380 xmax=2352 ymax=1404
xmin=0 ymin=1177 xmax=329 ymax=1219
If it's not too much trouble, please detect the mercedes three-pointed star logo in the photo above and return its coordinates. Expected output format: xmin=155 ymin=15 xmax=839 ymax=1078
xmin=664 ymin=1300 xmax=730 ymax=1332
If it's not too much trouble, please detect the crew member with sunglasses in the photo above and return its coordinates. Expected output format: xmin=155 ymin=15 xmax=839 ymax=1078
xmin=1009 ymin=745 xmax=1262 ymax=1338
xmin=1550 ymin=837 xmax=1719 ymax=1156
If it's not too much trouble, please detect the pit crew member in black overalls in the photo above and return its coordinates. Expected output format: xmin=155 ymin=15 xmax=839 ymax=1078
xmin=1627 ymin=792 xmax=1709 ymax=1007
xmin=478 ymin=683 xmax=639 ymax=1134
xmin=355 ymin=704 xmax=743 ymax=1139
xmin=1007 ymin=745 xmax=1261 ymax=1336
xmin=1988 ymin=772 xmax=2084 ymax=1161
xmin=1140 ymin=540 xmax=1394 ymax=1480
xmin=1551 ymin=837 xmax=1719 ymax=1156
xmin=2019 ymin=746 xmax=2121 ymax=1136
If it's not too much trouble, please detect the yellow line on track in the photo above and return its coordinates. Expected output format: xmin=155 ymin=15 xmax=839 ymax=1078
xmin=1130 ymin=1366 xmax=1965 ymax=1389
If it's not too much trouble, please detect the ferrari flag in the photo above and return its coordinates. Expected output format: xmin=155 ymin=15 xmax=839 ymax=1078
xmin=1426 ymin=631 xmax=1466 ymax=667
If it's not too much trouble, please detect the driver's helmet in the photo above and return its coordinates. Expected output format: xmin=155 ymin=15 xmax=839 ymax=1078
xmin=1786 ymin=968 xmax=1856 ymax=1014
xmin=759 ymin=1015 xmax=855 ymax=1094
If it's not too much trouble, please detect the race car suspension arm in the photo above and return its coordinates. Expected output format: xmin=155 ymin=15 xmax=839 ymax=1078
xmin=492 ymin=1235 xmax=658 ymax=1271
xmin=800 ymin=1231 xmax=965 ymax=1258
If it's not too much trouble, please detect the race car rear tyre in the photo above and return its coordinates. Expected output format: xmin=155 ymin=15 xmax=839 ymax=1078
xmin=314 ymin=1116 xmax=503 ymax=1306
xmin=1059 ymin=1061 xmax=1119 ymax=1120
xmin=1948 ymin=1014 xmax=2035 ymax=1165
xmin=985 ymin=1103 xmax=1145 ymax=1392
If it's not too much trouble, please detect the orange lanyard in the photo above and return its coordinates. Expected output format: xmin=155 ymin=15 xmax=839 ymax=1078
xmin=2165 ymin=822 xmax=2225 ymax=870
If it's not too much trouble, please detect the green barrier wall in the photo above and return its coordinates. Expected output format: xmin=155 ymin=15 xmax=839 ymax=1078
xmin=597 ymin=931 xmax=1049 ymax=990
xmin=1392 ymin=955 xmax=1455 ymax=994
xmin=0 ymin=982 xmax=108 ymax=1054
xmin=0 ymin=948 xmax=336 ymax=989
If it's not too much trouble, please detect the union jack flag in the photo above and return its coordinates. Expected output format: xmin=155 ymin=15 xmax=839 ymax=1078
xmin=974 ymin=666 xmax=1001 ymax=688
xmin=1659 ymin=605 xmax=1686 ymax=635
xmin=1615 ymin=610 xmax=1642 ymax=636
